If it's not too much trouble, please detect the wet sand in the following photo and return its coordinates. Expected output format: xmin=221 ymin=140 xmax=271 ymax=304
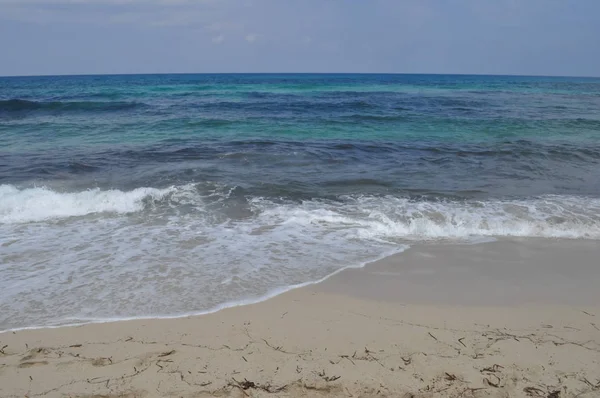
xmin=1 ymin=239 xmax=599 ymax=397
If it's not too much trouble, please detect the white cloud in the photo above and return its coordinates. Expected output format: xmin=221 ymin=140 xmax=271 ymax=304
xmin=149 ymin=10 xmax=201 ymax=27
xmin=245 ymin=33 xmax=258 ymax=43
xmin=1 ymin=0 xmax=225 ymax=27
xmin=205 ymin=21 xmax=241 ymax=32
xmin=109 ymin=12 xmax=142 ymax=24
xmin=212 ymin=34 xmax=224 ymax=44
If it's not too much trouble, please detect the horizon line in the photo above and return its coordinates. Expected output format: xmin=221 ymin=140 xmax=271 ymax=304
xmin=1 ymin=72 xmax=599 ymax=79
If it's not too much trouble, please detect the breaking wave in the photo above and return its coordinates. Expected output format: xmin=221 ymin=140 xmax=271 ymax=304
xmin=2 ymin=184 xmax=599 ymax=239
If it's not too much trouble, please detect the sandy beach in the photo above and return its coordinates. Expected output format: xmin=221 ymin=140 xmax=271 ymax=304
xmin=1 ymin=239 xmax=599 ymax=398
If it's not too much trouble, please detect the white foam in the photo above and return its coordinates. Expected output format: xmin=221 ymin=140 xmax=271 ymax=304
xmin=0 ymin=184 xmax=175 ymax=223
xmin=3 ymin=184 xmax=599 ymax=239
xmin=249 ymin=195 xmax=600 ymax=240
xmin=0 ymin=246 xmax=405 ymax=334
xmin=2 ymin=185 xmax=600 ymax=330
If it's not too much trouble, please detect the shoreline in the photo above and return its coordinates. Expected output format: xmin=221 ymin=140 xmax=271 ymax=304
xmin=0 ymin=246 xmax=408 ymax=334
xmin=2 ymin=238 xmax=600 ymax=397
xmin=4 ymin=236 xmax=598 ymax=333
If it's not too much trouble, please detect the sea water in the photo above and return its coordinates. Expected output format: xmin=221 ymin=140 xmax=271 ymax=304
xmin=1 ymin=74 xmax=600 ymax=330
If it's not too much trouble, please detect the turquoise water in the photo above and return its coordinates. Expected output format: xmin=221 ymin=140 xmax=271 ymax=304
xmin=1 ymin=74 xmax=600 ymax=330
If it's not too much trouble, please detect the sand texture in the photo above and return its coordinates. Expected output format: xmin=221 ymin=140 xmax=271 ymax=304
xmin=1 ymin=240 xmax=599 ymax=397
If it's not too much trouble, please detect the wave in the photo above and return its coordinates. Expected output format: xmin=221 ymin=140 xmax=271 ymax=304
xmin=189 ymin=99 xmax=380 ymax=114
xmin=343 ymin=195 xmax=600 ymax=240
xmin=88 ymin=138 xmax=599 ymax=169
xmin=0 ymin=185 xmax=174 ymax=223
xmin=2 ymin=184 xmax=600 ymax=330
xmin=250 ymin=195 xmax=600 ymax=240
xmin=342 ymin=114 xmax=408 ymax=122
xmin=0 ymin=99 xmax=144 ymax=113
xmin=2 ymin=184 xmax=600 ymax=239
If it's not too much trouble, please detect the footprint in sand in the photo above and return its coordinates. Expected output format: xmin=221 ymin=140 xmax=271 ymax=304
xmin=21 ymin=347 xmax=52 ymax=361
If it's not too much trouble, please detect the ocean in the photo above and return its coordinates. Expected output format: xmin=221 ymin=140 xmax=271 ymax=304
xmin=1 ymin=73 xmax=599 ymax=331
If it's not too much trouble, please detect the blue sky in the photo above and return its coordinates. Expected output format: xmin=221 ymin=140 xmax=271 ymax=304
xmin=1 ymin=0 xmax=599 ymax=77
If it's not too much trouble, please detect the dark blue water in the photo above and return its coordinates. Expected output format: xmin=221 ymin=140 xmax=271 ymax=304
xmin=1 ymin=74 xmax=600 ymax=330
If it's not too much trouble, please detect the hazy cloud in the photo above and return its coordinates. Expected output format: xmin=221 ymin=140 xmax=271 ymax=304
xmin=245 ymin=33 xmax=258 ymax=43
xmin=1 ymin=0 xmax=599 ymax=76
xmin=0 ymin=0 xmax=215 ymax=4
xmin=205 ymin=21 xmax=242 ymax=32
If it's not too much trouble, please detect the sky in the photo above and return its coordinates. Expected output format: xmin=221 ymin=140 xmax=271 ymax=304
xmin=1 ymin=0 xmax=599 ymax=77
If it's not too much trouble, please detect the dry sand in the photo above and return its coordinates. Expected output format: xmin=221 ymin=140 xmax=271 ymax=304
xmin=1 ymin=239 xmax=599 ymax=397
